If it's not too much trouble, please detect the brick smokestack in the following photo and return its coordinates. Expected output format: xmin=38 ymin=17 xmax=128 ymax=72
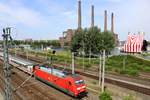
xmin=78 ymin=0 xmax=82 ymax=29
xmin=91 ymin=5 xmax=94 ymax=27
xmin=104 ymin=10 xmax=107 ymax=32
xmin=111 ymin=12 xmax=114 ymax=33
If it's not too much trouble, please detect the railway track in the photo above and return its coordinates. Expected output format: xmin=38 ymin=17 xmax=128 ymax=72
xmin=0 ymin=54 xmax=91 ymax=100
xmin=14 ymin=51 xmax=150 ymax=80
xmin=15 ymin=52 xmax=150 ymax=96
xmin=0 ymin=61 xmax=25 ymax=100
xmin=0 ymin=60 xmax=80 ymax=100
xmin=12 ymin=68 xmax=60 ymax=100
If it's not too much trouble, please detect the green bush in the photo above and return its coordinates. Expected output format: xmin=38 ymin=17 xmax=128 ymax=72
xmin=105 ymin=66 xmax=112 ymax=71
xmin=123 ymin=94 xmax=134 ymax=100
xmin=99 ymin=91 xmax=112 ymax=100
xmin=128 ymin=63 xmax=141 ymax=70
xmin=114 ymin=68 xmax=120 ymax=73
xmin=120 ymin=69 xmax=128 ymax=75
xmin=120 ymin=69 xmax=139 ymax=76
xmin=85 ymin=63 xmax=91 ymax=69
xmin=143 ymin=66 xmax=150 ymax=72
xmin=128 ymin=69 xmax=139 ymax=76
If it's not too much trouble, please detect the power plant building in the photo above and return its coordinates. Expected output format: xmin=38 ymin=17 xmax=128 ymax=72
xmin=59 ymin=0 xmax=119 ymax=47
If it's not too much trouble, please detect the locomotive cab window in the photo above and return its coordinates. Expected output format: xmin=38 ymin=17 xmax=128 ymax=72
xmin=75 ymin=80 xmax=84 ymax=85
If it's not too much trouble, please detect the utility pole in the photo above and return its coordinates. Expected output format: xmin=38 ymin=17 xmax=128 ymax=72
xmin=99 ymin=53 xmax=102 ymax=86
xmin=83 ymin=54 xmax=85 ymax=71
xmin=123 ymin=57 xmax=125 ymax=70
xmin=26 ymin=49 xmax=28 ymax=60
xmin=82 ymin=41 xmax=85 ymax=71
xmin=45 ymin=51 xmax=47 ymax=60
xmin=89 ymin=45 xmax=91 ymax=63
xmin=2 ymin=27 xmax=12 ymax=100
xmin=15 ymin=44 xmax=16 ymax=57
xmin=101 ymin=50 xmax=105 ymax=92
xmin=72 ymin=52 xmax=75 ymax=74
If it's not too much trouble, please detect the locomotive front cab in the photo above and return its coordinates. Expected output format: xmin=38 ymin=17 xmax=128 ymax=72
xmin=71 ymin=74 xmax=87 ymax=97
xmin=75 ymin=79 xmax=87 ymax=97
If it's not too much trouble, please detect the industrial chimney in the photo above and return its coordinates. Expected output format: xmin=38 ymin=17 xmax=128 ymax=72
xmin=104 ymin=10 xmax=107 ymax=32
xmin=78 ymin=0 xmax=82 ymax=29
xmin=91 ymin=5 xmax=94 ymax=27
xmin=111 ymin=13 xmax=114 ymax=33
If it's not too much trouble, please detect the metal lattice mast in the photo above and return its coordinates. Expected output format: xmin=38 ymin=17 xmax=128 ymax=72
xmin=2 ymin=27 xmax=12 ymax=100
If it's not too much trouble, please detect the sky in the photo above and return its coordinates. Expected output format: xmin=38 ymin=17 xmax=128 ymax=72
xmin=0 ymin=0 xmax=150 ymax=41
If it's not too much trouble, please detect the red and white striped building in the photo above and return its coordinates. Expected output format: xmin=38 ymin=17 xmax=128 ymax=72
xmin=124 ymin=33 xmax=144 ymax=53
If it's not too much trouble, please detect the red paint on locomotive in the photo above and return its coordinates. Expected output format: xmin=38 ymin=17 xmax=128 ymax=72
xmin=33 ymin=65 xmax=87 ymax=97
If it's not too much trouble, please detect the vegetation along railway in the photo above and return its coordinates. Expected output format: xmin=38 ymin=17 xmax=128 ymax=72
xmin=10 ymin=51 xmax=150 ymax=96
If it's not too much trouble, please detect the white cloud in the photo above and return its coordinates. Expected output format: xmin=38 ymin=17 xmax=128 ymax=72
xmin=106 ymin=0 xmax=123 ymax=2
xmin=0 ymin=2 xmax=46 ymax=27
xmin=0 ymin=0 xmax=149 ymax=40
xmin=93 ymin=0 xmax=150 ymax=40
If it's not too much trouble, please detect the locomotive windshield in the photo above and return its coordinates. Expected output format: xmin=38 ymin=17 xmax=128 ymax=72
xmin=75 ymin=80 xmax=84 ymax=85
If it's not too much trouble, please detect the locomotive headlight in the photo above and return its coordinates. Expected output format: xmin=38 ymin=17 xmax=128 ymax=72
xmin=82 ymin=86 xmax=86 ymax=88
xmin=77 ymin=87 xmax=81 ymax=90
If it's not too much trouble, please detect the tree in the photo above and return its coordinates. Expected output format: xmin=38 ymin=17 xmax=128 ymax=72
xmin=84 ymin=27 xmax=101 ymax=54
xmin=99 ymin=31 xmax=115 ymax=53
xmin=71 ymin=29 xmax=84 ymax=52
xmin=71 ymin=27 xmax=115 ymax=55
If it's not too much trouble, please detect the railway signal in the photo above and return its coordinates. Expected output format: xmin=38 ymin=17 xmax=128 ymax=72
xmin=2 ymin=27 xmax=13 ymax=100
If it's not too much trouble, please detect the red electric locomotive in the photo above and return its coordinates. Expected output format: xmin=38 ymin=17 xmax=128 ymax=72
xmin=33 ymin=65 xmax=87 ymax=97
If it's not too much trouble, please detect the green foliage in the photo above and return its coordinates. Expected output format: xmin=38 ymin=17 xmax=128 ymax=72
xmin=99 ymin=91 xmax=112 ymax=100
xmin=92 ymin=81 xmax=97 ymax=85
xmin=143 ymin=66 xmax=150 ymax=72
xmin=13 ymin=40 xmax=60 ymax=48
xmin=123 ymin=94 xmax=134 ymax=100
xmin=120 ymin=69 xmax=139 ymax=76
xmin=84 ymin=27 xmax=101 ymax=54
xmin=106 ymin=55 xmax=150 ymax=76
xmin=99 ymin=31 xmax=115 ymax=52
xmin=85 ymin=63 xmax=91 ymax=69
xmin=17 ymin=48 xmax=150 ymax=76
xmin=71 ymin=29 xmax=85 ymax=52
xmin=71 ymin=27 xmax=115 ymax=55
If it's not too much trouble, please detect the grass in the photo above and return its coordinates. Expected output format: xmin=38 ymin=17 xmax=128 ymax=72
xmin=99 ymin=91 xmax=112 ymax=100
xmin=106 ymin=55 xmax=150 ymax=76
xmin=123 ymin=94 xmax=134 ymax=100
xmin=11 ymin=48 xmax=150 ymax=77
